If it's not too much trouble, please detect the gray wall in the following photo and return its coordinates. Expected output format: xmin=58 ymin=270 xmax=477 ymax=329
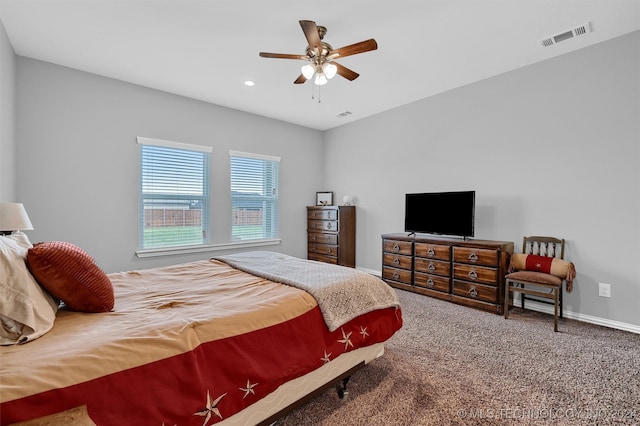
xmin=324 ymin=31 xmax=640 ymax=327
xmin=16 ymin=58 xmax=324 ymax=273
xmin=0 ymin=19 xmax=15 ymax=201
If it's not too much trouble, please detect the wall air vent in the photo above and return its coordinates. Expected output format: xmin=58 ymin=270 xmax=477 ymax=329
xmin=539 ymin=22 xmax=592 ymax=47
xmin=336 ymin=111 xmax=353 ymax=118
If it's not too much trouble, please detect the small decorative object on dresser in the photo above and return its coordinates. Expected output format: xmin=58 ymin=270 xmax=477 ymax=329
xmin=307 ymin=206 xmax=355 ymax=267
xmin=315 ymin=191 xmax=334 ymax=206
xmin=342 ymin=195 xmax=354 ymax=206
xmin=381 ymin=233 xmax=514 ymax=314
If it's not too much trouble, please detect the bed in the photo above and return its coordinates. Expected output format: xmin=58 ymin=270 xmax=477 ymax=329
xmin=0 ymin=244 xmax=402 ymax=426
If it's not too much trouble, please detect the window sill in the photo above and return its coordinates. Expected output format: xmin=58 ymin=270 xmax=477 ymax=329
xmin=135 ymin=239 xmax=281 ymax=258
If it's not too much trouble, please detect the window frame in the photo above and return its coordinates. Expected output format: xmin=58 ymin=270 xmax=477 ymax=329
xmin=137 ymin=137 xmax=212 ymax=251
xmin=229 ymin=150 xmax=281 ymax=242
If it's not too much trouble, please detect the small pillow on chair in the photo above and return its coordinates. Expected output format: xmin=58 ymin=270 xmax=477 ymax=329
xmin=509 ymin=253 xmax=576 ymax=292
xmin=27 ymin=242 xmax=114 ymax=313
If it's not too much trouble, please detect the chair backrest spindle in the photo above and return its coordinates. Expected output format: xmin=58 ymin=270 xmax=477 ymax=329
xmin=522 ymin=236 xmax=565 ymax=260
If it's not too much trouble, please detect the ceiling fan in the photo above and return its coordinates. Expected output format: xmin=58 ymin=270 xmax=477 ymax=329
xmin=259 ymin=20 xmax=378 ymax=86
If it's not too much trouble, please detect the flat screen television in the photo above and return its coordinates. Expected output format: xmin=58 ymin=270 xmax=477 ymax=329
xmin=404 ymin=191 xmax=475 ymax=238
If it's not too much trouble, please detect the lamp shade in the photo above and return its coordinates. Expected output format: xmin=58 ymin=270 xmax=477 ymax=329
xmin=0 ymin=203 xmax=34 ymax=232
xmin=301 ymin=64 xmax=315 ymax=79
xmin=314 ymin=72 xmax=328 ymax=86
xmin=323 ymin=62 xmax=337 ymax=79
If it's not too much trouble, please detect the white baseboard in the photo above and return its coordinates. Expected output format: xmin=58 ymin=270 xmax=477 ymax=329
xmin=512 ymin=295 xmax=640 ymax=334
xmin=357 ymin=266 xmax=381 ymax=277
xmin=358 ymin=267 xmax=640 ymax=335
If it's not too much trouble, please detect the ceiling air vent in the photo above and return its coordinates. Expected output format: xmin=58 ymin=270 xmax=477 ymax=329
xmin=539 ymin=22 xmax=592 ymax=47
xmin=336 ymin=111 xmax=353 ymax=118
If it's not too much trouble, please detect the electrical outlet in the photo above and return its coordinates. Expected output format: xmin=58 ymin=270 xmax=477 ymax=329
xmin=598 ymin=283 xmax=611 ymax=298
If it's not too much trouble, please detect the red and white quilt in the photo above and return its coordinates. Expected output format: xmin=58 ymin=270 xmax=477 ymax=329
xmin=0 ymin=257 xmax=402 ymax=425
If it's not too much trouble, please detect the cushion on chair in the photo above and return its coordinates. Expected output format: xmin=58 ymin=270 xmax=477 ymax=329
xmin=508 ymin=253 xmax=575 ymax=292
xmin=505 ymin=270 xmax=563 ymax=286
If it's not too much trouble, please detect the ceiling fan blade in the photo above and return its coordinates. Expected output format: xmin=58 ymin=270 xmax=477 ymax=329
xmin=334 ymin=62 xmax=360 ymax=81
xmin=259 ymin=52 xmax=307 ymax=60
xmin=293 ymin=74 xmax=307 ymax=84
xmin=329 ymin=39 xmax=378 ymax=59
xmin=299 ymin=20 xmax=322 ymax=51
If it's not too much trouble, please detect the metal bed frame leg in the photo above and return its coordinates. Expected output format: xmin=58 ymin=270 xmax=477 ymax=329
xmin=336 ymin=376 xmax=351 ymax=399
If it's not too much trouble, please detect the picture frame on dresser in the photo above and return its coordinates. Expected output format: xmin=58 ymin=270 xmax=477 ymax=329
xmin=316 ymin=191 xmax=334 ymax=206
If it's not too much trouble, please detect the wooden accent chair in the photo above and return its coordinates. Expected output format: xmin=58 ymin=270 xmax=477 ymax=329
xmin=504 ymin=236 xmax=575 ymax=332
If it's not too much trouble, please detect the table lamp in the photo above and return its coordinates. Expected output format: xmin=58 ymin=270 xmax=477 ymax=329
xmin=0 ymin=203 xmax=34 ymax=235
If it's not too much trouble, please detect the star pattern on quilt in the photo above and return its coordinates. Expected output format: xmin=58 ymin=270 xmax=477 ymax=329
xmin=535 ymin=262 xmax=542 ymax=269
xmin=321 ymin=350 xmax=332 ymax=364
xmin=359 ymin=326 xmax=369 ymax=339
xmin=240 ymin=379 xmax=258 ymax=399
xmin=337 ymin=328 xmax=354 ymax=351
xmin=193 ymin=390 xmax=227 ymax=426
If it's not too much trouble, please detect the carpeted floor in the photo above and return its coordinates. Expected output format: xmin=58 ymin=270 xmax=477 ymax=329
xmin=277 ymin=289 xmax=640 ymax=425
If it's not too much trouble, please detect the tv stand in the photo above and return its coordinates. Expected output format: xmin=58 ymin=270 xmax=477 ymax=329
xmin=381 ymin=233 xmax=514 ymax=314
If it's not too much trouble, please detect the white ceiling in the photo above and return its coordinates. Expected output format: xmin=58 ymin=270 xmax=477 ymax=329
xmin=1 ymin=1 xmax=638 ymax=131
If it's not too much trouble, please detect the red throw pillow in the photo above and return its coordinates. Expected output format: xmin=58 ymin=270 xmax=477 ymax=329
xmin=27 ymin=241 xmax=114 ymax=313
xmin=510 ymin=253 xmax=572 ymax=277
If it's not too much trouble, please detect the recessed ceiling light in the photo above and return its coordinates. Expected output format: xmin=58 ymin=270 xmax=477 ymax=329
xmin=244 ymin=80 xmax=255 ymax=87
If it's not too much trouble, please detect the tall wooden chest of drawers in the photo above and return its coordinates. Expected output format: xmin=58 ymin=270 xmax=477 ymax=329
xmin=382 ymin=233 xmax=513 ymax=314
xmin=307 ymin=206 xmax=356 ymax=267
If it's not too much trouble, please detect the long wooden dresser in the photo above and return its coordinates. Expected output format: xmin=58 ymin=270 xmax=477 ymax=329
xmin=307 ymin=206 xmax=356 ymax=267
xmin=382 ymin=233 xmax=513 ymax=314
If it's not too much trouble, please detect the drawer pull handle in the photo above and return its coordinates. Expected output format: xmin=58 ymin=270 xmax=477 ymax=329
xmin=468 ymin=269 xmax=478 ymax=280
xmin=312 ymin=244 xmax=317 ymax=251
xmin=393 ymin=257 xmax=400 ymax=265
xmin=310 ymin=234 xmax=316 ymax=241
xmin=468 ymin=252 xmax=478 ymax=262
xmin=392 ymin=271 xmax=400 ymax=280
xmin=428 ymin=262 xmax=436 ymax=272
xmin=427 ymin=248 xmax=435 ymax=257
xmin=312 ymin=222 xmax=317 ymax=228
xmin=327 ymin=247 xmax=331 ymax=254
xmin=312 ymin=212 xmax=316 ymax=218
xmin=426 ymin=278 xmax=435 ymax=289
xmin=469 ymin=285 xmax=478 ymax=298
xmin=326 ymin=223 xmax=332 ymax=230
xmin=393 ymin=243 xmax=399 ymax=253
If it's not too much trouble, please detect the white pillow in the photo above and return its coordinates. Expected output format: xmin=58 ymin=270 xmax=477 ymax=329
xmin=0 ymin=232 xmax=58 ymax=345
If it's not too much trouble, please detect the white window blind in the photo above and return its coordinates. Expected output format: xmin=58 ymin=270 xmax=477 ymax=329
xmin=138 ymin=137 xmax=212 ymax=249
xmin=230 ymin=150 xmax=280 ymax=241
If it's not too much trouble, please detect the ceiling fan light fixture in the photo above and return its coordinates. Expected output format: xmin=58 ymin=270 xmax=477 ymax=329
xmin=301 ymin=64 xmax=315 ymax=79
xmin=259 ymin=20 xmax=377 ymax=92
xmin=322 ymin=62 xmax=337 ymax=79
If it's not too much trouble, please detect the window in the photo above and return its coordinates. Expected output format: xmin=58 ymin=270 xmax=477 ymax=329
xmin=230 ymin=150 xmax=280 ymax=241
xmin=138 ymin=137 xmax=212 ymax=249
